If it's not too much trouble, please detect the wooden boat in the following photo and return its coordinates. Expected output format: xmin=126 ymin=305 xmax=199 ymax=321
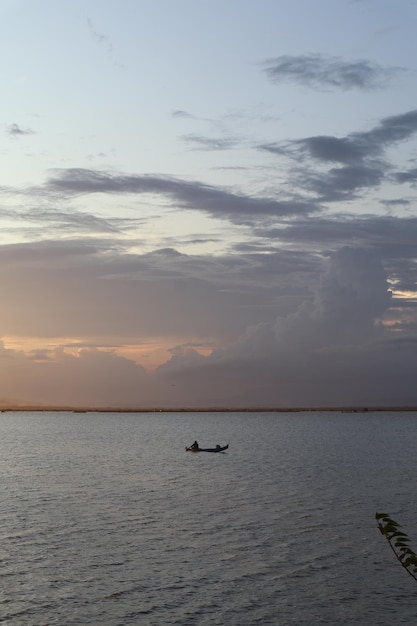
xmin=185 ymin=444 xmax=228 ymax=453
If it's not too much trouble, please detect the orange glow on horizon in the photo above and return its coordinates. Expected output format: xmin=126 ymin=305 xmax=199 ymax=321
xmin=1 ymin=335 xmax=215 ymax=372
xmin=391 ymin=289 xmax=417 ymax=301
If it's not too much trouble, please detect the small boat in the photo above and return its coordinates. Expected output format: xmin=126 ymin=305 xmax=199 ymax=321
xmin=185 ymin=444 xmax=229 ymax=453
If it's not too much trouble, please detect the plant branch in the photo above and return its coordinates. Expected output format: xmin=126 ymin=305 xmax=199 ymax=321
xmin=376 ymin=512 xmax=417 ymax=582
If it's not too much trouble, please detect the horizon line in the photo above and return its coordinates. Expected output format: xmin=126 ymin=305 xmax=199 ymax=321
xmin=1 ymin=405 xmax=417 ymax=413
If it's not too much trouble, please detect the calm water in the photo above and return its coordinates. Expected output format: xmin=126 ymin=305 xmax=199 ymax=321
xmin=1 ymin=410 xmax=417 ymax=625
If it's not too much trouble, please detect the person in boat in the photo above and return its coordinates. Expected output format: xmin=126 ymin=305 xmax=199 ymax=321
xmin=190 ymin=440 xmax=199 ymax=451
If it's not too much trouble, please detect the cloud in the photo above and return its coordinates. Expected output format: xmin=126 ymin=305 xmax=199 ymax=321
xmin=27 ymin=208 xmax=121 ymax=234
xmin=380 ymin=198 xmax=411 ymax=208
xmin=35 ymin=109 xmax=417 ymax=240
xmin=0 ymin=344 xmax=151 ymax=408
xmin=180 ymin=134 xmax=240 ymax=151
xmin=263 ymin=54 xmax=403 ymax=91
xmin=87 ymin=18 xmax=112 ymax=54
xmin=308 ymin=246 xmax=391 ymax=335
xmin=86 ymin=17 xmax=125 ymax=69
xmin=304 ymin=164 xmax=385 ymax=201
xmin=261 ymin=109 xmax=417 ymax=202
xmin=255 ymin=216 xmax=417 ymax=303
xmin=0 ymin=240 xmax=319 ymax=343
xmin=262 ymin=109 xmax=417 ymax=164
xmin=0 ymin=245 xmax=415 ymax=408
xmin=394 ymin=167 xmax=417 ymax=185
xmin=366 ymin=109 xmax=417 ymax=145
xmin=46 ymin=168 xmax=321 ymax=222
xmin=233 ymin=247 xmax=391 ymax=354
xmin=0 ymin=201 xmax=126 ymax=241
xmin=7 ymin=123 xmax=34 ymax=136
xmin=153 ymin=247 xmax=417 ymax=408
xmin=258 ymin=214 xmax=417 ymax=249
xmin=293 ymin=135 xmax=370 ymax=164
xmin=171 ymin=110 xmax=196 ymax=119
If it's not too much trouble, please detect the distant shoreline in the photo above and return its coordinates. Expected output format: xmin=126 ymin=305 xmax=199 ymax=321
xmin=1 ymin=406 xmax=417 ymax=413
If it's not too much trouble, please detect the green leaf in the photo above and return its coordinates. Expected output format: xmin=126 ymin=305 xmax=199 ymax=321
xmin=376 ymin=511 xmax=417 ymax=582
xmin=398 ymin=549 xmax=412 ymax=560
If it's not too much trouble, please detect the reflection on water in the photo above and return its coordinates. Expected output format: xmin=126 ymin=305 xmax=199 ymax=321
xmin=1 ymin=410 xmax=417 ymax=625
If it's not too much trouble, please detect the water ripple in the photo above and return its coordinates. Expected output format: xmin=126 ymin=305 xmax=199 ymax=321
xmin=1 ymin=410 xmax=417 ymax=624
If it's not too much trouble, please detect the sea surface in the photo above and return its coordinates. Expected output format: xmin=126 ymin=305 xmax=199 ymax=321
xmin=1 ymin=410 xmax=417 ymax=625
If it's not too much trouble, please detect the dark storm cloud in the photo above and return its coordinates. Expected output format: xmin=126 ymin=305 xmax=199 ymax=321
xmin=263 ymin=54 xmax=402 ymax=91
xmin=155 ymin=247 xmax=417 ymax=408
xmin=258 ymin=214 xmax=417 ymax=305
xmin=0 ymin=238 xmax=415 ymax=408
xmin=46 ymin=168 xmax=320 ymax=220
xmin=0 ymin=239 xmax=323 ymax=346
xmin=109 ymin=246 xmax=321 ymax=294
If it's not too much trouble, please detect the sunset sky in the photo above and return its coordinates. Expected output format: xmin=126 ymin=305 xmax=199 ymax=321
xmin=1 ymin=0 xmax=417 ymax=408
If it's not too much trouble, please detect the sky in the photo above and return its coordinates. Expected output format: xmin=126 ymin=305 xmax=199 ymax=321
xmin=1 ymin=0 xmax=417 ymax=408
